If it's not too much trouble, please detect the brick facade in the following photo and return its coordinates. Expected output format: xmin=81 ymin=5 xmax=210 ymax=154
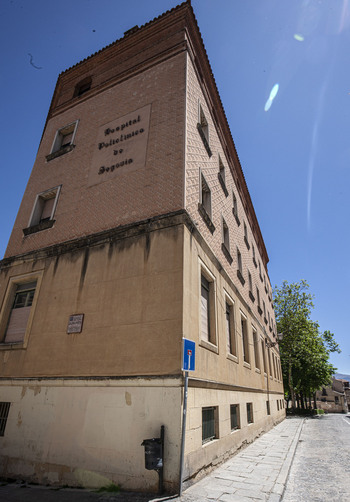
xmin=0 ymin=2 xmax=284 ymax=492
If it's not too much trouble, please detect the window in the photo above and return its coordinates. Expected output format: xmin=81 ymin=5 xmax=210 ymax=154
xmin=201 ymin=175 xmax=211 ymax=216
xmin=230 ymin=404 xmax=240 ymax=430
xmin=259 ymin=260 xmax=263 ymax=281
xmin=248 ymin=271 xmax=252 ymax=292
xmin=252 ymin=244 xmax=257 ymax=267
xmin=197 ymin=105 xmax=212 ymax=156
xmin=236 ymin=248 xmax=245 ymax=285
xmin=74 ymin=77 xmax=92 ymax=97
xmin=221 ymin=218 xmax=232 ymax=263
xmin=219 ymin=156 xmax=225 ymax=183
xmin=248 ymin=271 xmax=255 ymax=302
xmin=232 ymin=191 xmax=240 ymax=225
xmin=244 ymin=222 xmax=250 ymax=249
xmin=3 ymin=281 xmax=36 ymax=344
xmin=247 ymin=403 xmax=253 ymax=424
xmin=0 ymin=272 xmax=42 ymax=349
xmin=222 ymin=218 xmax=230 ymax=251
xmin=198 ymin=173 xmax=215 ymax=233
xmin=253 ymin=328 xmax=260 ymax=369
xmin=225 ymin=300 xmax=236 ymax=357
xmin=241 ymin=314 xmax=250 ymax=364
xmin=46 ymin=121 xmax=78 ymax=161
xmin=237 ymin=248 xmax=242 ymax=273
xmin=277 ymin=399 xmax=280 ymax=411
xmin=266 ymin=400 xmax=271 ymax=415
xmin=263 ymin=301 xmax=267 ymax=323
xmin=200 ymin=271 xmax=216 ymax=346
xmin=24 ymin=186 xmax=61 ymax=235
xmin=218 ymin=156 xmax=228 ymax=196
xmin=202 ymin=407 xmax=217 ymax=443
xmin=0 ymin=402 xmax=10 ymax=436
xmin=268 ymin=348 xmax=273 ymax=377
xmin=256 ymin=287 xmax=262 ymax=315
xmin=261 ymin=339 xmax=267 ymax=374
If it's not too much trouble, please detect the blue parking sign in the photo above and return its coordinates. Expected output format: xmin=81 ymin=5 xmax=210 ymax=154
xmin=182 ymin=338 xmax=195 ymax=371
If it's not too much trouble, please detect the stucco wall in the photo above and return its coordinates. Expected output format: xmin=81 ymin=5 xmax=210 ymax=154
xmin=184 ymin=387 xmax=285 ymax=483
xmin=0 ymin=223 xmax=183 ymax=378
xmin=0 ymin=378 xmax=182 ymax=492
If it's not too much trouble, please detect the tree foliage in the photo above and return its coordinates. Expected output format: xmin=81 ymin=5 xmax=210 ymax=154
xmin=273 ymin=280 xmax=340 ymax=409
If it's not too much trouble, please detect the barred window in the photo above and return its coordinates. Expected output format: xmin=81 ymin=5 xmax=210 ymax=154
xmin=0 ymin=402 xmax=10 ymax=436
xmin=202 ymin=406 xmax=217 ymax=443
xmin=230 ymin=404 xmax=240 ymax=431
xmin=247 ymin=402 xmax=254 ymax=424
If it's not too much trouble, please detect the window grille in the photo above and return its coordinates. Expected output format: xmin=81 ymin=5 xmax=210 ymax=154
xmin=202 ymin=407 xmax=216 ymax=443
xmin=230 ymin=404 xmax=239 ymax=430
xmin=0 ymin=402 xmax=10 ymax=436
xmin=247 ymin=403 xmax=253 ymax=424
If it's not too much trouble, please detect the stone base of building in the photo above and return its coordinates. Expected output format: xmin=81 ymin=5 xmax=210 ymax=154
xmin=0 ymin=377 xmax=182 ymax=493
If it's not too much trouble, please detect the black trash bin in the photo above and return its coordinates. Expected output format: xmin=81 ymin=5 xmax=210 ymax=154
xmin=141 ymin=438 xmax=163 ymax=470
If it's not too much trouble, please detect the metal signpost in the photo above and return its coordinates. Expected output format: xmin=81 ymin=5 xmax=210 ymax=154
xmin=179 ymin=338 xmax=195 ymax=495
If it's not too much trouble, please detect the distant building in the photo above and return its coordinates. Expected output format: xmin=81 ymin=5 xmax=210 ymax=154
xmin=316 ymin=378 xmax=348 ymax=413
xmin=0 ymin=1 xmax=284 ymax=493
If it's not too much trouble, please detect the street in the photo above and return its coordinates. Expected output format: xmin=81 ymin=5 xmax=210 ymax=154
xmin=282 ymin=414 xmax=350 ymax=501
xmin=0 ymin=415 xmax=350 ymax=501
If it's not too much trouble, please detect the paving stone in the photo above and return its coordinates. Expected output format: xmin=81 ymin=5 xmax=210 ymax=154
xmin=234 ymin=488 xmax=267 ymax=500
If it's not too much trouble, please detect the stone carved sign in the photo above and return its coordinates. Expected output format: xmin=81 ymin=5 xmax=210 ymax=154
xmin=88 ymin=104 xmax=151 ymax=186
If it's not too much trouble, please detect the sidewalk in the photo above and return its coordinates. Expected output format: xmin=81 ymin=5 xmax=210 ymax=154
xmin=173 ymin=416 xmax=304 ymax=502
xmin=0 ymin=417 xmax=304 ymax=502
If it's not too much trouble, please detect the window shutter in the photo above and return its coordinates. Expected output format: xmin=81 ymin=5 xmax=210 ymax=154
xmin=226 ymin=305 xmax=231 ymax=353
xmin=201 ymin=277 xmax=210 ymax=342
xmin=41 ymin=197 xmax=55 ymax=221
xmin=4 ymin=306 xmax=31 ymax=343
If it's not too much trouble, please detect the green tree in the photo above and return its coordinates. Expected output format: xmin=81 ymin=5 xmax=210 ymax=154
xmin=273 ymin=280 xmax=340 ymax=410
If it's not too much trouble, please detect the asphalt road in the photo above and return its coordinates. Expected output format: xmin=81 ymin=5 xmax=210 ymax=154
xmin=282 ymin=414 xmax=350 ymax=502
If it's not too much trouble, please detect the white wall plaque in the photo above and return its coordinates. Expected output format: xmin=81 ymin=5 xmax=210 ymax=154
xmin=67 ymin=314 xmax=84 ymax=334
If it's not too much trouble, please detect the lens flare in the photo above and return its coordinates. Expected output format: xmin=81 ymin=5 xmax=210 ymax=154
xmin=294 ymin=34 xmax=304 ymax=41
xmin=264 ymin=84 xmax=279 ymax=111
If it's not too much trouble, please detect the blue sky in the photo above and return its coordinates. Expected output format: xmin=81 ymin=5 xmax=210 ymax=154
xmin=1 ymin=0 xmax=349 ymax=373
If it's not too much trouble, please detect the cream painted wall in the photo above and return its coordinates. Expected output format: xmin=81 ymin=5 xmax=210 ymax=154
xmin=0 ymin=378 xmax=182 ymax=492
xmin=0 ymin=224 xmax=184 ymax=378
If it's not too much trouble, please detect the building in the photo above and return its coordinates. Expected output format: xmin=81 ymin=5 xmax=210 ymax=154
xmin=0 ymin=1 xmax=285 ymax=493
xmin=316 ymin=378 xmax=348 ymax=413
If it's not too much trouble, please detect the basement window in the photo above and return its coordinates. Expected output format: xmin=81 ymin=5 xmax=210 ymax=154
xmin=0 ymin=402 xmax=11 ymax=436
xmin=247 ymin=403 xmax=254 ymax=424
xmin=230 ymin=404 xmax=240 ymax=431
xmin=202 ymin=406 xmax=217 ymax=443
